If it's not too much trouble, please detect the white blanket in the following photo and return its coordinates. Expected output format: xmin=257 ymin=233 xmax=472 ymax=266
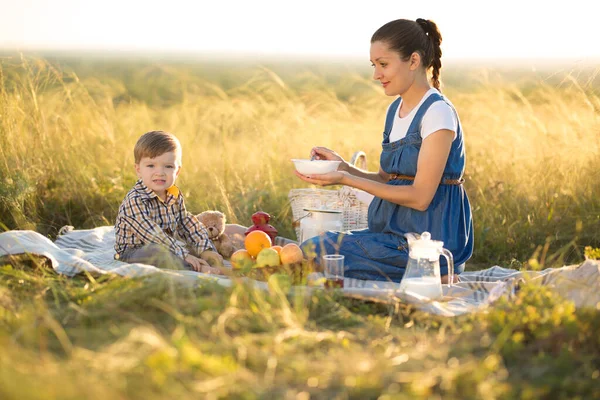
xmin=1 ymin=227 xmax=598 ymax=316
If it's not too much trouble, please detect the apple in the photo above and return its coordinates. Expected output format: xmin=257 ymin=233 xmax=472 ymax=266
xmin=279 ymin=243 xmax=304 ymax=265
xmin=230 ymin=249 xmax=255 ymax=270
xmin=256 ymin=247 xmax=281 ymax=268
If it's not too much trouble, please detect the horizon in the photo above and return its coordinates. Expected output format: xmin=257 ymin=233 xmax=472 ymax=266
xmin=2 ymin=48 xmax=599 ymax=70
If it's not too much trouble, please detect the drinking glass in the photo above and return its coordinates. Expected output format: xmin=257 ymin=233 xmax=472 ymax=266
xmin=322 ymin=254 xmax=344 ymax=289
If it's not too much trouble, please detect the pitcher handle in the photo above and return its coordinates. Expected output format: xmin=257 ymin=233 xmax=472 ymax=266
xmin=439 ymin=248 xmax=454 ymax=289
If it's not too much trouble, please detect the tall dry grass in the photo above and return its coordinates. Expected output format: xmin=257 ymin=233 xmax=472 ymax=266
xmin=1 ymin=54 xmax=600 ymax=399
xmin=1 ymin=54 xmax=599 ymax=266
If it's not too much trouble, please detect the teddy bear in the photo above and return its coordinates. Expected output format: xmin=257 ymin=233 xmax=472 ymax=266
xmin=196 ymin=210 xmax=235 ymax=259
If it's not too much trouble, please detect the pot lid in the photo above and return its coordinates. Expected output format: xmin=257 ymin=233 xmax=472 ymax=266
xmin=303 ymin=208 xmax=342 ymax=214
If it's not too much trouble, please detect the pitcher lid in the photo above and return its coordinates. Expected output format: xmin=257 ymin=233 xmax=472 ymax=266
xmin=407 ymin=231 xmax=444 ymax=256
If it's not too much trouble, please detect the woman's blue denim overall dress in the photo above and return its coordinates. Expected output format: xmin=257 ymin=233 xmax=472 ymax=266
xmin=301 ymin=93 xmax=474 ymax=282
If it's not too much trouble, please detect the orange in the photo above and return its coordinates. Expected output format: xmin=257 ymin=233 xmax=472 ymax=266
xmin=271 ymin=245 xmax=283 ymax=254
xmin=245 ymin=230 xmax=272 ymax=257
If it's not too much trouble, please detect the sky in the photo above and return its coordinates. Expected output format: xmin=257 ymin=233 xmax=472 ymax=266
xmin=1 ymin=0 xmax=598 ymax=61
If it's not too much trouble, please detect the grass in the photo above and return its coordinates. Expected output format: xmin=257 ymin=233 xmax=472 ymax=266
xmin=1 ymin=53 xmax=600 ymax=399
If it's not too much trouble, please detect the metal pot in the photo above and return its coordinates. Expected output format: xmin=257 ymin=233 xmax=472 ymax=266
xmin=299 ymin=208 xmax=343 ymax=243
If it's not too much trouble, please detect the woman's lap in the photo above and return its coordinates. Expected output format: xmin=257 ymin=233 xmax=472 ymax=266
xmin=301 ymin=230 xmax=408 ymax=282
xmin=301 ymin=230 xmax=464 ymax=282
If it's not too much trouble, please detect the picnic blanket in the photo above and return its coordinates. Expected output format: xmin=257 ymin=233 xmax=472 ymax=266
xmin=1 ymin=227 xmax=598 ymax=317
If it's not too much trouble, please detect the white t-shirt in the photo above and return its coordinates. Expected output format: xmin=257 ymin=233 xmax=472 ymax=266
xmin=388 ymin=88 xmax=458 ymax=143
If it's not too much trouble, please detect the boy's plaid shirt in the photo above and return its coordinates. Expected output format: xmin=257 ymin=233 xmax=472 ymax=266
xmin=114 ymin=180 xmax=215 ymax=259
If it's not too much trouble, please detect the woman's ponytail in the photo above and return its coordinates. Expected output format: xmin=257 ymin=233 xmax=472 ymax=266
xmin=416 ymin=18 xmax=443 ymax=90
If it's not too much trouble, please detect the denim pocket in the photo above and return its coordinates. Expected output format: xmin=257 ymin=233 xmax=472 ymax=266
xmin=356 ymin=234 xmax=407 ymax=263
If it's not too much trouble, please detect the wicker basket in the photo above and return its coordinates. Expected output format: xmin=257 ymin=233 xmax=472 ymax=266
xmin=288 ymin=151 xmax=370 ymax=241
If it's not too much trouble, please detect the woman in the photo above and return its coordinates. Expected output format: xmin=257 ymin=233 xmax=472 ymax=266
xmin=295 ymin=18 xmax=473 ymax=282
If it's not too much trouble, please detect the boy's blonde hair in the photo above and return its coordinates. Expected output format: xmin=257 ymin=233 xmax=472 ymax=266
xmin=134 ymin=131 xmax=182 ymax=165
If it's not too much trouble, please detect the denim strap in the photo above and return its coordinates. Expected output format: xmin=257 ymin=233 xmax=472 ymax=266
xmin=382 ymin=97 xmax=401 ymax=143
xmin=406 ymin=93 xmax=444 ymax=133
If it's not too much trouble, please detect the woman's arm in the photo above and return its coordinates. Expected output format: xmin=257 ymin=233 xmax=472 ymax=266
xmin=298 ymin=130 xmax=454 ymax=211
xmin=310 ymin=146 xmax=388 ymax=183
xmin=340 ymin=162 xmax=390 ymax=183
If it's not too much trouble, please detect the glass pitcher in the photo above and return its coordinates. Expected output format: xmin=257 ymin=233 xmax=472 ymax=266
xmin=397 ymin=231 xmax=454 ymax=300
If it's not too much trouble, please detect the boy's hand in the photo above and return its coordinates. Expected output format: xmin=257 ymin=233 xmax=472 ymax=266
xmin=185 ymin=254 xmax=223 ymax=275
xmin=185 ymin=254 xmax=209 ymax=271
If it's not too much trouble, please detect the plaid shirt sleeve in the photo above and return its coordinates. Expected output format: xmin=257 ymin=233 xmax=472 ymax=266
xmin=120 ymin=196 xmax=189 ymax=259
xmin=175 ymin=196 xmax=216 ymax=256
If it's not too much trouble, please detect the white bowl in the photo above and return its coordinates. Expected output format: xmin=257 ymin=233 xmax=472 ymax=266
xmin=291 ymin=159 xmax=342 ymax=175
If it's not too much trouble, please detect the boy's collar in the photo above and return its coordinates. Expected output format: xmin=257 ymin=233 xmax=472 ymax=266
xmin=134 ymin=180 xmax=180 ymax=201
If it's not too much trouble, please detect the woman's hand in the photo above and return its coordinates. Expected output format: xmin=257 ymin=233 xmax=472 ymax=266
xmin=310 ymin=147 xmax=345 ymax=163
xmin=295 ymin=170 xmax=348 ymax=186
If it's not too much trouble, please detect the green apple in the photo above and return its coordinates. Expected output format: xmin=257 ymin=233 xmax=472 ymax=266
xmin=230 ymin=249 xmax=255 ymax=270
xmin=256 ymin=248 xmax=281 ymax=268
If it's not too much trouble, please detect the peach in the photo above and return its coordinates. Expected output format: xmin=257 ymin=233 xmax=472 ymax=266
xmin=279 ymin=243 xmax=304 ymax=265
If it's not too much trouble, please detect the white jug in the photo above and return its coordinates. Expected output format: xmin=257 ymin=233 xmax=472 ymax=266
xmin=397 ymin=231 xmax=454 ymax=300
xmin=299 ymin=208 xmax=343 ymax=243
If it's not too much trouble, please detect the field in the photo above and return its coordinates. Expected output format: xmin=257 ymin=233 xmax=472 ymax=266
xmin=1 ymin=52 xmax=599 ymax=399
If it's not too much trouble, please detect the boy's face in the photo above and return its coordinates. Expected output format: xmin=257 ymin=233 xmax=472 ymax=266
xmin=135 ymin=151 xmax=181 ymax=199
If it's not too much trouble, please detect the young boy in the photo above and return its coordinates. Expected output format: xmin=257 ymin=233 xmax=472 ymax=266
xmin=114 ymin=130 xmax=222 ymax=274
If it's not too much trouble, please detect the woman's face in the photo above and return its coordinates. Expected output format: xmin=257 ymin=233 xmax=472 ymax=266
xmin=370 ymin=40 xmax=418 ymax=97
